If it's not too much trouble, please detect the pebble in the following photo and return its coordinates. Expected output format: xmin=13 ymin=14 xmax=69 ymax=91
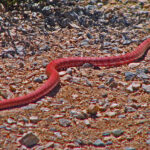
xmin=70 ymin=110 xmax=87 ymax=120
xmin=7 ymin=118 xmax=16 ymax=124
xmin=84 ymin=119 xmax=91 ymax=126
xmin=128 ymin=63 xmax=140 ymax=68
xmin=125 ymin=72 xmax=136 ymax=81
xmin=125 ymin=147 xmax=136 ymax=150
xmin=19 ymin=132 xmax=39 ymax=148
xmin=0 ymin=3 xmax=5 ymax=13
xmin=112 ymin=129 xmax=124 ymax=137
xmin=102 ymin=131 xmax=111 ymax=136
xmin=33 ymin=76 xmax=43 ymax=83
xmin=93 ymin=139 xmax=105 ymax=147
xmin=142 ymin=84 xmax=150 ymax=93
xmin=22 ymin=104 xmax=38 ymax=110
xmin=118 ymin=115 xmax=126 ymax=118
xmin=86 ymin=104 xmax=99 ymax=115
xmin=54 ymin=132 xmax=62 ymax=139
xmin=106 ymin=140 xmax=113 ymax=145
xmin=126 ymin=82 xmax=141 ymax=92
xmin=86 ymin=32 xmax=93 ymax=39
xmin=82 ymin=63 xmax=93 ymax=68
xmin=61 ymin=74 xmax=72 ymax=81
xmin=44 ymin=142 xmax=54 ymax=148
xmin=136 ymin=68 xmax=149 ymax=74
xmin=103 ymin=135 xmax=115 ymax=142
xmin=124 ymin=106 xmax=136 ymax=113
xmin=59 ymin=119 xmax=71 ymax=127
xmin=39 ymin=45 xmax=51 ymax=52
xmin=42 ymin=6 xmax=52 ymax=15
xmin=105 ymin=111 xmax=117 ymax=117
xmin=29 ymin=116 xmax=40 ymax=124
xmin=66 ymin=68 xmax=73 ymax=74
xmin=40 ymin=107 xmax=50 ymax=112
xmin=74 ymin=139 xmax=85 ymax=146
xmin=16 ymin=45 xmax=25 ymax=56
xmin=1 ymin=48 xmax=16 ymax=58
xmin=110 ymin=103 xmax=120 ymax=108
xmin=122 ymin=39 xmax=132 ymax=45
xmin=137 ymin=72 xmax=149 ymax=79
xmin=80 ymin=39 xmax=89 ymax=46
xmin=146 ymin=139 xmax=150 ymax=145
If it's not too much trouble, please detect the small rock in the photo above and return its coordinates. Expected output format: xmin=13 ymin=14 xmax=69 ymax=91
xmin=103 ymin=136 xmax=115 ymax=142
xmin=85 ymin=79 xmax=93 ymax=86
xmin=59 ymin=71 xmax=66 ymax=76
xmin=80 ymin=39 xmax=89 ymax=46
xmin=103 ymin=41 xmax=112 ymax=46
xmin=69 ymin=23 xmax=80 ymax=29
xmin=74 ymin=139 xmax=85 ymax=146
xmin=112 ymin=129 xmax=124 ymax=137
xmin=118 ymin=115 xmax=126 ymax=118
xmin=54 ymin=132 xmax=62 ymax=138
xmin=61 ymin=74 xmax=72 ymax=81
xmin=125 ymin=147 xmax=136 ymax=150
xmin=106 ymin=141 xmax=113 ymax=145
xmin=82 ymin=63 xmax=93 ymax=68
xmin=59 ymin=119 xmax=71 ymax=127
xmin=66 ymin=143 xmax=76 ymax=148
xmin=125 ymin=72 xmax=136 ymax=81
xmin=128 ymin=63 xmax=140 ymax=68
xmin=110 ymin=103 xmax=120 ymax=108
xmin=146 ymin=139 xmax=150 ymax=145
xmin=102 ymin=131 xmax=111 ymax=136
xmin=42 ymin=6 xmax=52 ymax=15
xmin=16 ymin=45 xmax=25 ymax=56
xmin=137 ymin=73 xmax=149 ymax=79
xmin=19 ymin=132 xmax=39 ymax=148
xmin=124 ymin=106 xmax=136 ymax=113
xmin=44 ymin=142 xmax=54 ymax=148
xmin=29 ymin=116 xmax=40 ymax=124
xmin=126 ymin=82 xmax=141 ymax=92
xmin=33 ymin=77 xmax=43 ymax=83
xmin=22 ymin=104 xmax=37 ymax=110
xmin=7 ymin=118 xmax=16 ymax=124
xmin=84 ymin=119 xmax=91 ymax=126
xmin=70 ymin=110 xmax=87 ymax=120
xmin=102 ymin=94 xmax=108 ymax=99
xmin=122 ymin=40 xmax=131 ymax=45
xmin=132 ymin=82 xmax=141 ymax=90
xmin=2 ymin=48 xmax=16 ymax=58
xmin=126 ymin=84 xmax=134 ymax=92
xmin=105 ymin=111 xmax=117 ymax=117
xmin=53 ymin=114 xmax=64 ymax=119
xmin=66 ymin=68 xmax=73 ymax=74
xmin=39 ymin=45 xmax=50 ymax=52
xmin=142 ymin=84 xmax=150 ymax=93
xmin=93 ymin=139 xmax=105 ymax=147
xmin=0 ymin=3 xmax=5 ymax=13
xmin=86 ymin=32 xmax=93 ymax=39
xmin=40 ymin=107 xmax=50 ymax=112
xmin=136 ymin=68 xmax=149 ymax=74
xmin=106 ymin=77 xmax=114 ymax=85
xmin=87 ymin=104 xmax=99 ymax=115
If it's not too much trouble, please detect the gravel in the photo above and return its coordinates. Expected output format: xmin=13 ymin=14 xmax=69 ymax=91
xmin=0 ymin=0 xmax=150 ymax=149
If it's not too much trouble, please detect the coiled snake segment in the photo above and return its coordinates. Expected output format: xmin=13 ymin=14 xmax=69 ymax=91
xmin=0 ymin=38 xmax=150 ymax=110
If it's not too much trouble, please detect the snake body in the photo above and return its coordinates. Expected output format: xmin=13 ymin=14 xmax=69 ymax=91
xmin=0 ymin=39 xmax=150 ymax=110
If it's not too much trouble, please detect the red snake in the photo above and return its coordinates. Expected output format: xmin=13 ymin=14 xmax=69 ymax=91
xmin=0 ymin=39 xmax=150 ymax=110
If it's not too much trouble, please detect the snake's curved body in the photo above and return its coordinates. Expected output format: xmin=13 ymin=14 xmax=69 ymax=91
xmin=0 ymin=39 xmax=150 ymax=110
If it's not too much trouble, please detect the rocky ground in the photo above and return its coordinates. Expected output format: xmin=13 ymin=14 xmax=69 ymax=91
xmin=0 ymin=0 xmax=150 ymax=149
